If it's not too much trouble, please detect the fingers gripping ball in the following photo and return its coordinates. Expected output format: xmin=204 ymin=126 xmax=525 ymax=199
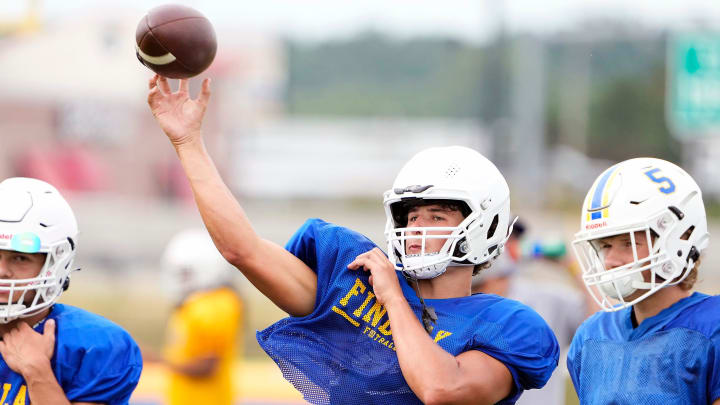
xmin=135 ymin=4 xmax=217 ymax=79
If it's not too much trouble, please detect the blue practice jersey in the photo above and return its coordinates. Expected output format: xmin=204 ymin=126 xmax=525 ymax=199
xmin=257 ymin=219 xmax=559 ymax=405
xmin=0 ymin=303 xmax=143 ymax=405
xmin=568 ymin=292 xmax=720 ymax=404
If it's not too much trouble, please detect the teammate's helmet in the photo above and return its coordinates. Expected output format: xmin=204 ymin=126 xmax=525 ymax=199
xmin=161 ymin=228 xmax=232 ymax=301
xmin=0 ymin=177 xmax=78 ymax=323
xmin=383 ymin=146 xmax=513 ymax=279
xmin=572 ymin=158 xmax=709 ymax=311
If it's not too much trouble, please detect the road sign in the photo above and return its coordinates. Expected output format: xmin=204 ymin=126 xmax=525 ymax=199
xmin=667 ymin=32 xmax=720 ymax=138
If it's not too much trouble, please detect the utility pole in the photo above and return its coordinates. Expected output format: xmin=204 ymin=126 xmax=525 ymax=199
xmin=508 ymin=36 xmax=547 ymax=207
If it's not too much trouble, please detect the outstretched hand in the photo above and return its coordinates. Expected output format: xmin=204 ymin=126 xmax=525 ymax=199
xmin=348 ymin=248 xmax=403 ymax=307
xmin=147 ymin=74 xmax=211 ymax=147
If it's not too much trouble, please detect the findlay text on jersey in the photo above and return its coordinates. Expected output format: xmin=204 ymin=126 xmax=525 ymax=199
xmin=332 ymin=277 xmax=453 ymax=351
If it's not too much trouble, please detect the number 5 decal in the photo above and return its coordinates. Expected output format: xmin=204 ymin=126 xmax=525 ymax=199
xmin=644 ymin=168 xmax=676 ymax=194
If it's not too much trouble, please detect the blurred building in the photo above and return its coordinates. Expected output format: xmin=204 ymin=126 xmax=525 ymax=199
xmin=233 ymin=118 xmax=490 ymax=199
xmin=0 ymin=8 xmax=285 ymax=198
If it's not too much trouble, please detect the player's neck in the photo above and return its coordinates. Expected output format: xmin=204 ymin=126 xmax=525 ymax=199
xmin=0 ymin=308 xmax=51 ymax=336
xmin=632 ymin=286 xmax=692 ymax=325
xmin=416 ymin=265 xmax=472 ymax=299
xmin=472 ymin=277 xmax=511 ymax=296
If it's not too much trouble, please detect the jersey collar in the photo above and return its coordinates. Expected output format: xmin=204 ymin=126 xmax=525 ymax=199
xmin=626 ymin=292 xmax=708 ymax=339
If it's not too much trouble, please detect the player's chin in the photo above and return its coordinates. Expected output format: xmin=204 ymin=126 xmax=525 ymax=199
xmin=624 ymin=288 xmax=650 ymax=302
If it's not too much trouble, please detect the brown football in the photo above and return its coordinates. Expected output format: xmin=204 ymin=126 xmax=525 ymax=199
xmin=135 ymin=4 xmax=217 ymax=79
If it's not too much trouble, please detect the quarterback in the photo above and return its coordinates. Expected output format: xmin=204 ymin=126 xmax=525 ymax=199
xmin=0 ymin=177 xmax=142 ymax=405
xmin=569 ymin=158 xmax=720 ymax=404
xmin=147 ymin=75 xmax=558 ymax=405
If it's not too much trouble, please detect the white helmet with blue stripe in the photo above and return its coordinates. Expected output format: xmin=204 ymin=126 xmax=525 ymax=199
xmin=572 ymin=158 xmax=709 ymax=311
xmin=0 ymin=177 xmax=78 ymax=323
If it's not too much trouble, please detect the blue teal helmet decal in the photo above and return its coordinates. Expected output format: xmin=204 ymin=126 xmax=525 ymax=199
xmin=10 ymin=232 xmax=42 ymax=253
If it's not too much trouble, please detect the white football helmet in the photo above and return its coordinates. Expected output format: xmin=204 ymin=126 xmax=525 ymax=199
xmin=383 ymin=146 xmax=513 ymax=279
xmin=0 ymin=177 xmax=78 ymax=323
xmin=161 ymin=228 xmax=233 ymax=302
xmin=572 ymin=158 xmax=709 ymax=311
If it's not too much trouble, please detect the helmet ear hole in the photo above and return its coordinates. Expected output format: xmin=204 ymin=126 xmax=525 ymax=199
xmin=680 ymin=226 xmax=695 ymax=241
xmin=452 ymin=239 xmax=470 ymax=257
xmin=486 ymin=214 xmax=499 ymax=239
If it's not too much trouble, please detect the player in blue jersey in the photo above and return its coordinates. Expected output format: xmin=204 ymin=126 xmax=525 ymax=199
xmin=147 ymin=74 xmax=559 ymax=404
xmin=0 ymin=177 xmax=143 ymax=405
xmin=569 ymin=157 xmax=720 ymax=405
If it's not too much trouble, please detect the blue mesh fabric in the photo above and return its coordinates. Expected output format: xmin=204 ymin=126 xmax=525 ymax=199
xmin=568 ymin=293 xmax=720 ymax=405
xmin=257 ymin=219 xmax=559 ymax=405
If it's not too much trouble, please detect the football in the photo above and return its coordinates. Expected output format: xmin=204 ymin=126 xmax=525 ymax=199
xmin=135 ymin=4 xmax=217 ymax=79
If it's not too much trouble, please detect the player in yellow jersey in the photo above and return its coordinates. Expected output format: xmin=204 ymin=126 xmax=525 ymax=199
xmin=160 ymin=229 xmax=243 ymax=405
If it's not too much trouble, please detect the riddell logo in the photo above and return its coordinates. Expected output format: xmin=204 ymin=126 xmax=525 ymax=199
xmin=0 ymin=234 xmax=11 ymax=240
xmin=586 ymin=221 xmax=607 ymax=230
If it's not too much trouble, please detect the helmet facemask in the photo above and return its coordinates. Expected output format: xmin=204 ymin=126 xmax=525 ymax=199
xmin=573 ymin=208 xmax=702 ymax=312
xmin=385 ymin=201 xmax=481 ymax=279
xmin=385 ymin=197 xmax=513 ymax=279
xmin=0 ymin=238 xmax=75 ymax=323
xmin=574 ymin=225 xmax=665 ymax=311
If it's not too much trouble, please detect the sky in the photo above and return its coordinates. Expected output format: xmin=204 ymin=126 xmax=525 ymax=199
xmin=3 ymin=0 xmax=720 ymax=42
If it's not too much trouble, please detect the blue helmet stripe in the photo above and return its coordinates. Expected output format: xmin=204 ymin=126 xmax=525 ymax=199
xmin=591 ymin=167 xmax=617 ymax=210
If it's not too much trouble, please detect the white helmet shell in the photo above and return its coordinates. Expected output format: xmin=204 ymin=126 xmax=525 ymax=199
xmin=0 ymin=177 xmax=78 ymax=323
xmin=572 ymin=158 xmax=709 ymax=311
xmin=383 ymin=146 xmax=513 ymax=279
xmin=161 ymin=228 xmax=233 ymax=301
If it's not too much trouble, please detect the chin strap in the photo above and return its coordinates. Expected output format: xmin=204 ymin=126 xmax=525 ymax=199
xmin=406 ymin=275 xmax=437 ymax=334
